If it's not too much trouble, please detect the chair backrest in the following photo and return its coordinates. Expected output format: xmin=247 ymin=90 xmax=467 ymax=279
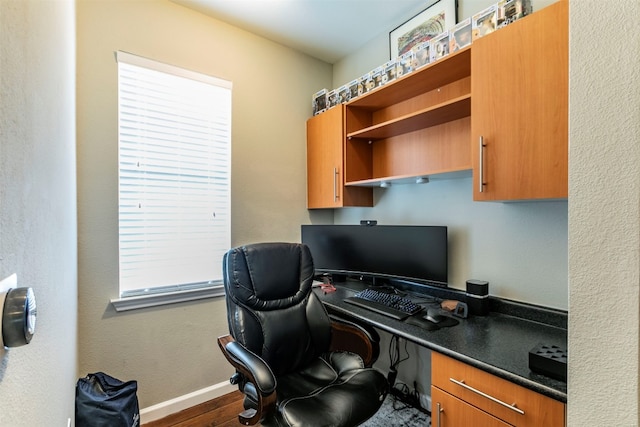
xmin=222 ymin=242 xmax=331 ymax=376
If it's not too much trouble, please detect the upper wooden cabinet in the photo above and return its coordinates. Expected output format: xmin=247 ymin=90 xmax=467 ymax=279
xmin=344 ymin=48 xmax=472 ymax=187
xmin=306 ymin=105 xmax=372 ymax=208
xmin=306 ymin=2 xmax=568 ymax=207
xmin=471 ymin=1 xmax=568 ymax=201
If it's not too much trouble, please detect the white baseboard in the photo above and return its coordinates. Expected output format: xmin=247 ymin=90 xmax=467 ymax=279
xmin=140 ymin=381 xmax=236 ymax=424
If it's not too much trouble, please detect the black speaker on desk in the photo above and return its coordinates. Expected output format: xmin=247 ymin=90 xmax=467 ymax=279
xmin=465 ymin=280 xmax=489 ymax=316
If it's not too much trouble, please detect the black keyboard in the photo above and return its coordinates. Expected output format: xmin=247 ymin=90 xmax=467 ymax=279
xmin=344 ymin=288 xmax=423 ymax=320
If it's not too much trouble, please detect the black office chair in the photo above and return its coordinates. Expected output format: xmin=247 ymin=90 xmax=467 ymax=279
xmin=218 ymin=242 xmax=388 ymax=426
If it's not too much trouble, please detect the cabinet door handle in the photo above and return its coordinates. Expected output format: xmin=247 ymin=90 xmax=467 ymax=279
xmin=479 ymin=136 xmax=486 ymax=193
xmin=333 ymin=167 xmax=339 ymax=202
xmin=449 ymin=378 xmax=525 ymax=415
xmin=436 ymin=402 xmax=443 ymax=427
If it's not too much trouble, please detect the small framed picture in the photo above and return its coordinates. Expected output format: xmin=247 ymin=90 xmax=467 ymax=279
xmin=337 ymin=85 xmax=350 ymax=104
xmin=382 ymin=59 xmax=397 ymax=84
xmin=430 ymin=31 xmax=450 ymax=62
xmin=497 ymin=0 xmax=533 ymax=28
xmin=396 ymin=51 xmax=415 ymax=78
xmin=371 ymin=66 xmax=384 ymax=89
xmin=413 ymin=42 xmax=430 ymax=69
xmin=327 ymin=89 xmax=339 ymax=109
xmin=312 ymin=89 xmax=327 ymax=116
xmin=472 ymin=4 xmax=498 ymax=41
xmin=348 ymin=79 xmax=360 ymax=100
xmin=449 ymin=17 xmax=472 ymax=52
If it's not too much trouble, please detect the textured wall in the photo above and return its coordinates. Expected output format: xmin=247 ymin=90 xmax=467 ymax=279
xmin=568 ymin=0 xmax=640 ymax=424
xmin=0 ymin=0 xmax=78 ymax=425
xmin=336 ymin=179 xmax=568 ymax=308
xmin=76 ymin=0 xmax=332 ymax=408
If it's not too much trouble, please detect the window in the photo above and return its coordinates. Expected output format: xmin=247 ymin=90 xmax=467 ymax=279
xmin=114 ymin=51 xmax=231 ymax=311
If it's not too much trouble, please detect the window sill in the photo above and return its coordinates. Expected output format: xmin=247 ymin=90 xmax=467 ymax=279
xmin=110 ymin=285 xmax=225 ymax=312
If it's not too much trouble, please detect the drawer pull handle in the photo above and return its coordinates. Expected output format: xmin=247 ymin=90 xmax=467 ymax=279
xmin=436 ymin=402 xmax=443 ymax=427
xmin=449 ymin=378 xmax=525 ymax=415
xmin=478 ymin=136 xmax=486 ymax=193
xmin=333 ymin=167 xmax=339 ymax=202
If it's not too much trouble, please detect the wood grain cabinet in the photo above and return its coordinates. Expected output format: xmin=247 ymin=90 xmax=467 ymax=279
xmin=306 ymin=105 xmax=372 ymax=208
xmin=471 ymin=1 xmax=568 ymax=201
xmin=305 ymin=2 xmax=568 ymax=207
xmin=343 ymin=48 xmax=472 ymax=187
xmin=431 ymin=352 xmax=565 ymax=427
xmin=432 ymin=387 xmax=511 ymax=427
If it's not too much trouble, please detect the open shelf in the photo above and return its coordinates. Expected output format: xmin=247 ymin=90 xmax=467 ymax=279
xmin=347 ymin=47 xmax=471 ymax=110
xmin=347 ymin=95 xmax=471 ymax=141
xmin=345 ymin=169 xmax=472 ymax=187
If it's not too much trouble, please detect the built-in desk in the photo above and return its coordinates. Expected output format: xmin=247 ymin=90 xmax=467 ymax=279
xmin=314 ymin=281 xmax=567 ymax=404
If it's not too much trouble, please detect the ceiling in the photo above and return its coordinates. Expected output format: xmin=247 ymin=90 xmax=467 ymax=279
xmin=173 ymin=0 xmax=436 ymax=63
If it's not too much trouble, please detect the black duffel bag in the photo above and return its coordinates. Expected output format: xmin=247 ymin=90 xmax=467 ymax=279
xmin=75 ymin=372 xmax=140 ymax=427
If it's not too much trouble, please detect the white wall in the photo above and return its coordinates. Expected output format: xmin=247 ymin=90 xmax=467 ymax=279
xmin=76 ymin=0 xmax=332 ymax=409
xmin=568 ymin=0 xmax=640 ymax=424
xmin=0 ymin=0 xmax=78 ymax=425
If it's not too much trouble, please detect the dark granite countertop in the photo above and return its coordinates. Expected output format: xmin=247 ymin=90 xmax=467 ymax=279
xmin=315 ymin=281 xmax=567 ymax=403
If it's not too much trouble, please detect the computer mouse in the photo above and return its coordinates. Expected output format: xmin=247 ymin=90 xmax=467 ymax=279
xmin=425 ymin=308 xmax=448 ymax=324
xmin=404 ymin=315 xmax=440 ymax=331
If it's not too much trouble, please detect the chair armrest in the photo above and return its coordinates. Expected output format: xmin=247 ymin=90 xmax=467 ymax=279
xmin=329 ymin=315 xmax=380 ymax=367
xmin=217 ymin=335 xmax=277 ymax=425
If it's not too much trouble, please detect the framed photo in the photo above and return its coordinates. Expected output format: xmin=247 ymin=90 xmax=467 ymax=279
xmin=449 ymin=17 xmax=472 ymax=53
xmin=389 ymin=0 xmax=457 ymax=59
xmin=472 ymin=4 xmax=497 ymax=41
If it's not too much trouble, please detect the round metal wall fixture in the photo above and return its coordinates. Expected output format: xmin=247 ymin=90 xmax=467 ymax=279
xmin=2 ymin=287 xmax=37 ymax=347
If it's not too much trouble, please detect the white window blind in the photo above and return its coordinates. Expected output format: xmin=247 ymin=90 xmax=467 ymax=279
xmin=116 ymin=51 xmax=231 ymax=299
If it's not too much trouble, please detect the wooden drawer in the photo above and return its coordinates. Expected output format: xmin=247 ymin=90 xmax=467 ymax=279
xmin=432 ymin=352 xmax=565 ymax=427
xmin=431 ymin=386 xmax=512 ymax=427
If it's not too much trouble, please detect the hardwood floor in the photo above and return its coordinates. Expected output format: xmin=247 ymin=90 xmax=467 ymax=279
xmin=143 ymin=391 xmax=255 ymax=427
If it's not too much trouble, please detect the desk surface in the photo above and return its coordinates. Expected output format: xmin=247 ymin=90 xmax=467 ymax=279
xmin=315 ymin=282 xmax=567 ymax=403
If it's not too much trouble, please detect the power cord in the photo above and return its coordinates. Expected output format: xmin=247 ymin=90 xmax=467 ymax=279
xmin=387 ymin=335 xmax=409 ymax=385
xmin=386 ymin=336 xmax=428 ymax=414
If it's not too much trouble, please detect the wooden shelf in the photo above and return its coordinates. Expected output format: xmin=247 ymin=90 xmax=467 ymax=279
xmin=347 ymin=47 xmax=471 ymax=110
xmin=347 ymin=95 xmax=470 ymax=141
xmin=343 ymin=48 xmax=472 ymax=188
xmin=346 ymin=169 xmax=471 ymax=187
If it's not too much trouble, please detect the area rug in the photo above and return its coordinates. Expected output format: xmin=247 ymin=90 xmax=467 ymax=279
xmin=361 ymin=394 xmax=431 ymax=427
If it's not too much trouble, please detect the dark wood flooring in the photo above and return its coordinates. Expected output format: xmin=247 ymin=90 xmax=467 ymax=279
xmin=143 ymin=391 xmax=256 ymax=427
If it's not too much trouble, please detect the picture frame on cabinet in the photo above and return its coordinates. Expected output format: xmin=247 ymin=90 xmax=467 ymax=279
xmin=348 ymin=78 xmax=360 ymax=99
xmin=371 ymin=66 xmax=385 ymax=88
xmin=358 ymin=74 xmax=368 ymax=96
xmin=337 ymin=84 xmax=350 ymax=104
xmin=327 ymin=89 xmax=339 ymax=109
xmin=312 ymin=88 xmax=327 ymax=116
xmin=449 ymin=17 xmax=472 ymax=52
xmin=430 ymin=30 xmax=450 ymax=62
xmin=413 ymin=41 xmax=430 ymax=69
xmin=472 ymin=4 xmax=497 ymax=41
xmin=395 ymin=50 xmax=414 ymax=78
xmin=382 ymin=59 xmax=397 ymax=84
xmin=389 ymin=0 xmax=457 ymax=59
xmin=497 ymin=0 xmax=533 ymax=28
xmin=362 ymin=72 xmax=376 ymax=94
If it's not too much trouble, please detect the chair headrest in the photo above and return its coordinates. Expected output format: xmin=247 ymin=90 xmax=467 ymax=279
xmin=223 ymin=242 xmax=315 ymax=310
